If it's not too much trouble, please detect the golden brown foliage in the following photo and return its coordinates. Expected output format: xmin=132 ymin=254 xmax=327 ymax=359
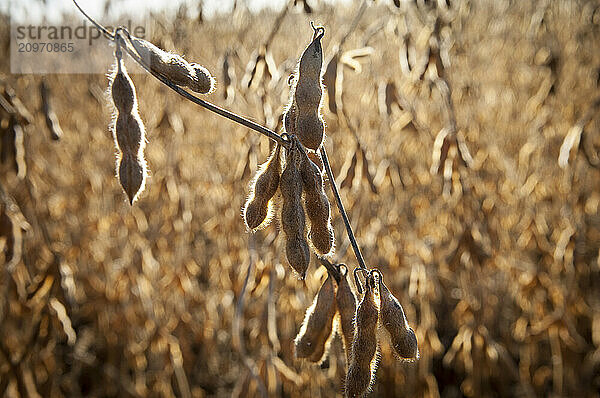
xmin=0 ymin=1 xmax=599 ymax=396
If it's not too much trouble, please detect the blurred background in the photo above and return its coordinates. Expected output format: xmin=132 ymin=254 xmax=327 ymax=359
xmin=1 ymin=0 xmax=599 ymax=397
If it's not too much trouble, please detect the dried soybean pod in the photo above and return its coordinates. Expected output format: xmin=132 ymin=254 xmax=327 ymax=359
xmin=294 ymin=24 xmax=326 ymax=150
xmin=376 ymin=271 xmax=419 ymax=360
xmin=336 ymin=264 xmax=356 ymax=363
xmin=280 ymin=145 xmax=310 ymax=278
xmin=294 ymin=274 xmax=337 ymax=362
xmin=110 ymin=46 xmax=148 ymax=204
xmin=307 ymin=273 xmax=337 ymax=363
xmin=110 ymin=57 xmax=135 ymax=114
xmin=129 ymin=37 xmax=196 ymax=87
xmin=299 ymin=149 xmax=334 ymax=256
xmin=346 ymin=272 xmax=379 ymax=398
xmin=243 ymin=144 xmax=281 ymax=231
xmin=296 ymin=24 xmax=325 ymax=95
xmin=118 ymin=152 xmax=147 ymax=205
xmin=188 ymin=63 xmax=216 ymax=94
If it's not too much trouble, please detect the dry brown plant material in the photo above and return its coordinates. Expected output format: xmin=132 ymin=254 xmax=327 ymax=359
xmin=18 ymin=2 xmax=598 ymax=397
xmin=376 ymin=270 xmax=419 ymax=361
xmin=294 ymin=274 xmax=337 ymax=363
xmin=339 ymin=47 xmax=374 ymax=73
xmin=323 ymin=52 xmax=340 ymax=114
xmin=280 ymin=144 xmax=310 ymax=278
xmin=0 ymin=186 xmax=29 ymax=273
xmin=340 ymin=151 xmax=358 ymax=190
xmin=1 ymin=118 xmax=26 ymax=179
xmin=0 ymin=84 xmax=33 ymax=125
xmin=294 ymin=0 xmax=313 ymax=14
xmin=335 ymin=264 xmax=357 ymax=363
xmin=299 ymin=147 xmax=334 ymax=257
xmin=222 ymin=51 xmax=236 ymax=103
xmin=241 ymin=4 xmax=287 ymax=91
xmin=558 ymin=97 xmax=600 ymax=168
xmin=40 ymin=81 xmax=64 ymax=140
xmin=243 ymin=144 xmax=281 ymax=231
xmin=241 ymin=47 xmax=279 ymax=91
xmin=346 ymin=272 xmax=379 ymax=398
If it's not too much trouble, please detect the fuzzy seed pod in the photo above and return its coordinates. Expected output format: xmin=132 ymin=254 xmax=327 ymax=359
xmin=111 ymin=59 xmax=136 ymax=114
xmin=346 ymin=273 xmax=379 ymax=398
xmin=300 ymin=149 xmax=334 ymax=256
xmin=243 ymin=144 xmax=281 ymax=231
xmin=110 ymin=50 xmax=148 ymax=204
xmin=130 ymin=37 xmax=197 ymax=87
xmin=335 ymin=265 xmax=357 ymax=363
xmin=188 ymin=63 xmax=216 ymax=94
xmin=293 ymin=26 xmax=325 ymax=150
xmin=280 ymin=146 xmax=310 ymax=278
xmin=118 ymin=152 xmax=147 ymax=204
xmin=294 ymin=275 xmax=337 ymax=363
xmin=378 ymin=274 xmax=419 ymax=360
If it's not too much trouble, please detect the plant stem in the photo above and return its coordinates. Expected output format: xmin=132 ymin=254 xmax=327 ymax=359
xmin=72 ymin=0 xmax=114 ymax=39
xmin=319 ymin=147 xmax=368 ymax=270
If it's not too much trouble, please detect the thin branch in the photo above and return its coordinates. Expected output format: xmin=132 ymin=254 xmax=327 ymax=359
xmin=320 ymin=147 xmax=367 ymax=270
xmin=338 ymin=0 xmax=368 ymax=49
xmin=72 ymin=0 xmax=114 ymax=39
xmin=264 ymin=1 xmax=291 ymax=48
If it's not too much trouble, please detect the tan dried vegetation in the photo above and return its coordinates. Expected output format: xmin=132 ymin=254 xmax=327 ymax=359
xmin=0 ymin=0 xmax=599 ymax=397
